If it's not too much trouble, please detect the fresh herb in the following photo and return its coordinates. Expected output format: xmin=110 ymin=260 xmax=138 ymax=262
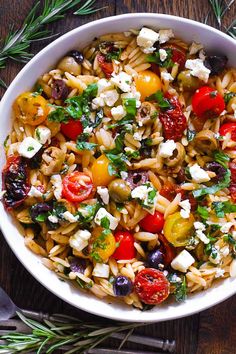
xmin=76 ymin=202 xmax=100 ymax=227
xmin=73 ymin=0 xmax=103 ymax=16
xmin=187 ymin=129 xmax=196 ymax=142
xmin=35 ymin=213 xmax=48 ymax=222
xmin=212 ymin=201 xmax=236 ymax=217
xmin=224 ymin=91 xmax=236 ymax=104
xmin=90 ymin=229 xmax=111 ymax=262
xmin=197 ymin=205 xmax=209 ymax=220
xmin=49 ymin=202 xmax=67 ymax=222
xmin=205 ymin=243 xmax=218 ymax=259
xmin=125 ymin=149 xmax=141 ymax=160
xmin=146 ymin=90 xmax=172 ymax=110
xmin=213 ymin=150 xmax=230 ymax=168
xmin=76 ymin=141 xmax=97 ymax=151
xmin=207 ymin=0 xmax=236 ymax=38
xmin=76 ymin=277 xmax=93 ymax=289
xmin=3 ymin=134 xmax=9 ymax=148
xmin=32 ymin=85 xmax=43 ymax=97
xmin=193 ymin=168 xmax=231 ymax=198
xmin=0 ymin=78 xmax=7 ymax=89
xmin=224 ymin=233 xmax=236 ymax=245
xmin=101 ymin=216 xmax=110 ymax=229
xmin=48 ymin=105 xmax=69 ymax=123
xmin=107 ymin=133 xmax=125 ymax=154
xmin=123 ymin=98 xmax=137 ymax=119
xmin=108 ymin=117 xmax=134 ymax=129
xmin=27 ymin=146 xmax=34 ymax=151
xmin=167 ymin=274 xmax=187 ymax=302
xmin=147 ymin=48 xmax=173 ymax=68
xmin=106 ymin=47 xmax=122 ymax=61
xmin=106 ymin=152 xmax=128 ymax=176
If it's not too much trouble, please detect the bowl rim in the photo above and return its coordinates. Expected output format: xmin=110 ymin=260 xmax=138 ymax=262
xmin=0 ymin=12 xmax=236 ymax=322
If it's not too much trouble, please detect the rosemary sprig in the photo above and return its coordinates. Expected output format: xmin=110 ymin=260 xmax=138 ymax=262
xmin=0 ymin=312 xmax=145 ymax=354
xmin=74 ymin=0 xmax=104 ymax=15
xmin=208 ymin=0 xmax=236 ymax=35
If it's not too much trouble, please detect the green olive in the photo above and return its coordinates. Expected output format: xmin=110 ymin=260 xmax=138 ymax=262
xmin=177 ymin=70 xmax=201 ymax=91
xmin=57 ymin=56 xmax=81 ymax=75
xmin=108 ymin=179 xmax=131 ymax=203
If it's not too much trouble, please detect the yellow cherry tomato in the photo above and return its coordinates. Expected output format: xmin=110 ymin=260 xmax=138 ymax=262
xmin=89 ymin=227 xmax=116 ymax=262
xmin=91 ymin=154 xmax=115 ymax=187
xmin=163 ymin=212 xmax=195 ymax=247
xmin=135 ymin=70 xmax=162 ymax=101
xmin=13 ymin=92 xmax=49 ymax=126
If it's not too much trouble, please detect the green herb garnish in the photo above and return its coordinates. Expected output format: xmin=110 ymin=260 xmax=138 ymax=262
xmin=146 ymin=90 xmax=172 ymax=110
xmin=224 ymin=92 xmax=236 ymax=104
xmin=193 ymin=168 xmax=231 ymax=198
xmin=212 ymin=201 xmax=236 ymax=217
xmin=147 ymin=48 xmax=173 ymax=68
xmin=213 ymin=150 xmax=230 ymax=168
xmin=167 ymin=274 xmax=187 ymax=302
xmin=197 ymin=205 xmax=209 ymax=220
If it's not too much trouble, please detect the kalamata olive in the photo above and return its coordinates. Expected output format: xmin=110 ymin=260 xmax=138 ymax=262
xmin=113 ymin=276 xmax=133 ymax=296
xmin=67 ymin=50 xmax=84 ymax=64
xmin=177 ymin=70 xmax=201 ymax=91
xmin=206 ymin=161 xmax=226 ymax=182
xmin=30 ymin=203 xmax=52 ymax=223
xmin=69 ymin=257 xmax=86 ymax=274
xmin=108 ymin=179 xmax=131 ymax=203
xmin=204 ymin=55 xmax=228 ymax=76
xmin=51 ymin=79 xmax=69 ymax=100
xmin=147 ymin=249 xmax=164 ymax=270
xmin=28 ymin=148 xmax=44 ymax=169
xmin=126 ymin=171 xmax=149 ymax=189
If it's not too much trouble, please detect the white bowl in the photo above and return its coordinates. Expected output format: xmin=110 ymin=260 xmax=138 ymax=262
xmin=0 ymin=13 xmax=236 ymax=323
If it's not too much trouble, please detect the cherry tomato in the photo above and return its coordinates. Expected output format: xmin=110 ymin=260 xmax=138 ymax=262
xmin=62 ymin=171 xmax=94 ymax=203
xmin=135 ymin=70 xmax=162 ymax=101
xmin=229 ymin=162 xmax=236 ymax=183
xmin=89 ymin=227 xmax=116 ymax=262
xmin=163 ymin=212 xmax=195 ymax=247
xmin=162 ymin=44 xmax=186 ymax=69
xmin=139 ymin=211 xmax=164 ymax=233
xmin=91 ymin=154 xmax=115 ymax=187
xmin=219 ymin=123 xmax=236 ymax=141
xmin=159 ymin=181 xmax=183 ymax=201
xmin=134 ymin=268 xmax=170 ymax=305
xmin=159 ymin=94 xmax=187 ymax=141
xmin=158 ymin=234 xmax=176 ymax=265
xmin=229 ymin=183 xmax=236 ymax=202
xmin=192 ymin=86 xmax=225 ymax=120
xmin=112 ymin=231 xmax=136 ymax=260
xmin=61 ymin=119 xmax=83 ymax=140
xmin=13 ymin=92 xmax=49 ymax=126
xmin=97 ymin=53 xmax=113 ymax=78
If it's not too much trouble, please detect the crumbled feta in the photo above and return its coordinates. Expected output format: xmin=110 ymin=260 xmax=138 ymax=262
xmin=97 ymin=78 xmax=113 ymax=94
xmin=92 ymin=96 xmax=105 ymax=109
xmin=137 ymin=27 xmax=159 ymax=54
xmin=28 ymin=186 xmax=43 ymax=198
xmin=63 ymin=211 xmax=78 ymax=223
xmin=131 ymin=185 xmax=150 ymax=200
xmin=209 ymin=245 xmax=221 ymax=264
xmin=194 ymin=221 xmax=209 ymax=244
xmin=34 ymin=125 xmax=51 ymax=145
xmin=18 ymin=137 xmax=42 ymax=159
xmin=94 ymin=208 xmax=118 ymax=230
xmin=161 ymin=72 xmax=174 ymax=82
xmin=159 ymin=139 xmax=176 ymax=158
xmin=83 ymin=126 xmax=93 ymax=134
xmin=159 ymin=48 xmax=168 ymax=62
xmin=111 ymin=105 xmax=126 ymax=121
xmin=158 ymin=29 xmax=174 ymax=44
xmin=185 ymin=59 xmax=210 ymax=82
xmin=111 ymin=72 xmax=132 ymax=92
xmin=133 ymin=132 xmax=142 ymax=141
xmin=179 ymin=199 xmax=191 ymax=219
xmin=92 ymin=263 xmax=110 ymax=278
xmin=100 ymin=89 xmax=119 ymax=107
xmin=69 ymin=229 xmax=91 ymax=252
xmin=131 ymin=184 xmax=157 ymax=214
xmin=215 ymin=268 xmax=225 ymax=278
xmin=189 ymin=164 xmax=210 ymax=183
xmin=50 ymin=174 xmax=62 ymax=200
xmin=48 ymin=215 xmax=59 ymax=223
xmin=220 ymin=222 xmax=234 ymax=233
xmin=97 ymin=186 xmax=109 ymax=205
xmin=120 ymin=171 xmax=128 ymax=179
xmin=171 ymin=250 xmax=195 ymax=273
xmin=189 ymin=42 xmax=203 ymax=55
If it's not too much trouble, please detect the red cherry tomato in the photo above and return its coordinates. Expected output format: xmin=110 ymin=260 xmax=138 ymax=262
xmin=139 ymin=211 xmax=164 ymax=233
xmin=219 ymin=123 xmax=236 ymax=141
xmin=61 ymin=119 xmax=83 ymax=140
xmin=162 ymin=44 xmax=186 ymax=69
xmin=229 ymin=184 xmax=236 ymax=202
xmin=62 ymin=171 xmax=94 ymax=203
xmin=159 ymin=95 xmax=187 ymax=141
xmin=112 ymin=231 xmax=136 ymax=260
xmin=192 ymin=86 xmax=225 ymax=120
xmin=158 ymin=234 xmax=176 ymax=265
xmin=134 ymin=268 xmax=170 ymax=305
xmin=97 ymin=53 xmax=113 ymax=78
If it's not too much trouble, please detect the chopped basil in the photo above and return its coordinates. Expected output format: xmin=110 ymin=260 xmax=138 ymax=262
xmin=224 ymin=92 xmax=236 ymax=104
xmin=205 ymin=243 xmax=218 ymax=259
xmin=108 ymin=117 xmax=134 ymax=129
xmin=213 ymin=150 xmax=230 ymax=168
xmin=187 ymin=129 xmax=196 ymax=142
xmin=35 ymin=214 xmax=47 ymax=222
xmin=125 ymin=149 xmax=140 ymax=160
xmin=193 ymin=168 xmax=231 ymax=198
xmin=52 ymin=202 xmax=67 ymax=220
xmin=90 ymin=228 xmax=111 ymax=262
xmin=146 ymin=90 xmax=172 ymax=110
xmin=106 ymin=152 xmax=128 ymax=176
xmin=123 ymin=98 xmax=137 ymax=119
xmin=167 ymin=274 xmax=187 ymax=302
xmin=76 ymin=203 xmax=100 ymax=227
xmin=147 ymin=48 xmax=173 ymax=68
xmin=212 ymin=201 xmax=236 ymax=218
xmin=107 ymin=133 xmax=124 ymax=154
xmin=48 ymin=106 xmax=68 ymax=123
xmin=76 ymin=141 xmax=97 ymax=151
xmin=197 ymin=205 xmax=209 ymax=220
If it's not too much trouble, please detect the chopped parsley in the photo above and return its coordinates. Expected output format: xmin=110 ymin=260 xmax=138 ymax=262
xmin=90 ymin=229 xmax=111 ymax=263
xmin=101 ymin=216 xmax=110 ymax=229
xmin=123 ymin=98 xmax=137 ymax=119
xmin=146 ymin=90 xmax=172 ymax=110
xmin=147 ymin=48 xmax=173 ymax=68
xmin=223 ymin=234 xmax=236 ymax=246
xmin=212 ymin=201 xmax=236 ymax=218
xmin=205 ymin=243 xmax=218 ymax=259
xmin=197 ymin=205 xmax=209 ymax=220
xmin=76 ymin=141 xmax=97 ymax=151
xmin=32 ymin=85 xmax=43 ymax=97
xmin=76 ymin=203 xmax=101 ymax=227
xmin=106 ymin=48 xmax=122 ymax=61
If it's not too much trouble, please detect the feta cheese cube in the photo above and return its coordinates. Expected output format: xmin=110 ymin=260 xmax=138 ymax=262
xmin=48 ymin=215 xmax=59 ymax=223
xmin=50 ymin=174 xmax=62 ymax=200
xmin=94 ymin=208 xmax=118 ymax=230
xmin=158 ymin=29 xmax=174 ymax=44
xmin=92 ymin=96 xmax=105 ymax=109
xmin=194 ymin=221 xmax=209 ymax=244
xmin=133 ymin=132 xmax=142 ymax=141
xmin=63 ymin=211 xmax=78 ymax=223
xmin=179 ymin=199 xmax=191 ymax=219
xmin=83 ymin=126 xmax=93 ymax=134
xmin=111 ymin=105 xmax=126 ymax=120
xmin=159 ymin=48 xmax=168 ymax=62
xmin=137 ymin=27 xmax=159 ymax=53
xmin=189 ymin=163 xmax=210 ymax=183
xmin=18 ymin=137 xmax=42 ymax=159
xmin=171 ymin=250 xmax=195 ymax=273
xmin=34 ymin=125 xmax=51 ymax=145
xmin=159 ymin=139 xmax=176 ymax=158
xmin=69 ymin=229 xmax=91 ymax=252
xmin=28 ymin=186 xmax=43 ymax=198
xmin=111 ymin=72 xmax=132 ymax=92
xmin=101 ymin=89 xmax=119 ymax=107
xmin=161 ymin=72 xmax=174 ymax=82
xmin=92 ymin=263 xmax=110 ymax=278
xmin=97 ymin=78 xmax=113 ymax=94
xmin=97 ymin=186 xmax=109 ymax=205
xmin=185 ymin=59 xmax=210 ymax=82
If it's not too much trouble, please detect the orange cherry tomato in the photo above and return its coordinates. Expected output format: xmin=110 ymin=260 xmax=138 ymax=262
xmin=62 ymin=171 xmax=94 ymax=203
xmin=89 ymin=227 xmax=116 ymax=262
xmin=61 ymin=119 xmax=83 ymax=140
xmin=91 ymin=154 xmax=115 ymax=187
xmin=192 ymin=86 xmax=225 ymax=120
xmin=135 ymin=70 xmax=162 ymax=101
xmin=13 ymin=92 xmax=49 ymax=126
xmin=112 ymin=231 xmax=136 ymax=260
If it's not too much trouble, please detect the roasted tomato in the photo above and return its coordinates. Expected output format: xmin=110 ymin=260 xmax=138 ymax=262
xmin=159 ymin=94 xmax=187 ymax=141
xmin=62 ymin=171 xmax=94 ymax=203
xmin=97 ymin=53 xmax=113 ymax=78
xmin=135 ymin=70 xmax=162 ymax=101
xmin=192 ymin=86 xmax=225 ymax=120
xmin=158 ymin=234 xmax=176 ymax=265
xmin=219 ymin=123 xmax=236 ymax=141
xmin=91 ymin=154 xmax=115 ymax=187
xmin=134 ymin=268 xmax=170 ymax=305
xmin=139 ymin=211 xmax=164 ymax=233
xmin=159 ymin=181 xmax=184 ymax=201
xmin=89 ymin=227 xmax=116 ymax=261
xmin=162 ymin=44 xmax=187 ymax=69
xmin=2 ymin=155 xmax=30 ymax=210
xmin=61 ymin=119 xmax=83 ymax=140
xmin=112 ymin=231 xmax=136 ymax=260
xmin=163 ymin=212 xmax=195 ymax=247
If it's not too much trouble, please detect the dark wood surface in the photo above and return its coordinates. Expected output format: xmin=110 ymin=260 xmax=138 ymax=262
xmin=0 ymin=1 xmax=236 ymax=353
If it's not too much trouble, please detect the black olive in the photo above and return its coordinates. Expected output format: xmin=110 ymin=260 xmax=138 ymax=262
xmin=28 ymin=148 xmax=44 ymax=169
xmin=206 ymin=161 xmax=226 ymax=182
xmin=30 ymin=203 xmax=52 ymax=223
xmin=204 ymin=55 xmax=228 ymax=76
xmin=69 ymin=257 xmax=86 ymax=274
xmin=67 ymin=50 xmax=84 ymax=64
xmin=113 ymin=276 xmax=133 ymax=297
xmin=146 ymin=249 xmax=165 ymax=270
xmin=126 ymin=171 xmax=149 ymax=189
xmin=51 ymin=79 xmax=69 ymax=100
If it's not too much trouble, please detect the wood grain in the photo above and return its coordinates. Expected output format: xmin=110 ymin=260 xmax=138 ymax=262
xmin=0 ymin=1 xmax=236 ymax=353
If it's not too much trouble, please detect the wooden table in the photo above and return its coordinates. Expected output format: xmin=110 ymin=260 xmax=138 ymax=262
xmin=0 ymin=1 xmax=236 ymax=353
